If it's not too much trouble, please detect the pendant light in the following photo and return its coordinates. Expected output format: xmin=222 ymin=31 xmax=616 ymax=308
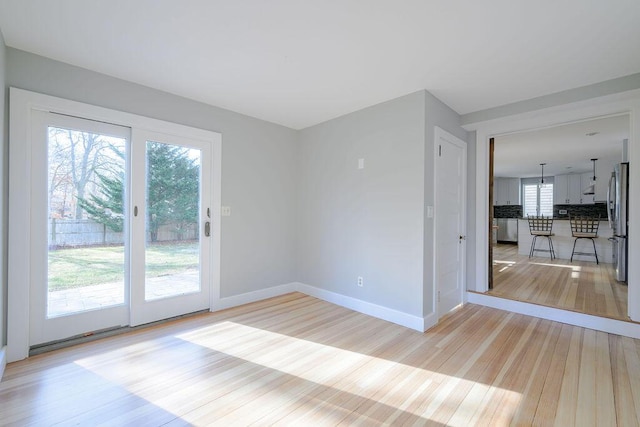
xmin=539 ymin=163 xmax=546 ymax=185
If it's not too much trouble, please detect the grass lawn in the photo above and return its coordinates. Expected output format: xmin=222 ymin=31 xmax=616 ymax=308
xmin=48 ymin=241 xmax=199 ymax=291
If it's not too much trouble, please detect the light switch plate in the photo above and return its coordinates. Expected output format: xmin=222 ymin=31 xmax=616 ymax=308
xmin=358 ymin=158 xmax=365 ymax=169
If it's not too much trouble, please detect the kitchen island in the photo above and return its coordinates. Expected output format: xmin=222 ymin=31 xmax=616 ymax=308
xmin=517 ymin=219 xmax=613 ymax=263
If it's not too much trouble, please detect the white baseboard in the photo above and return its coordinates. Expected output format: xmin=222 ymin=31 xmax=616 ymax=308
xmin=213 ymin=282 xmax=299 ymax=311
xmin=297 ymin=283 xmax=426 ymax=332
xmin=214 ymin=282 xmax=430 ymax=332
xmin=467 ymin=291 xmax=640 ymax=339
xmin=423 ymin=311 xmax=438 ymax=331
xmin=0 ymin=346 xmax=6 ymax=382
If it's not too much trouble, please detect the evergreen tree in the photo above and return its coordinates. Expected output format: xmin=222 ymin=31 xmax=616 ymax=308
xmin=77 ymin=171 xmax=125 ymax=232
xmin=146 ymin=142 xmax=199 ymax=242
xmin=79 ymin=142 xmax=200 ymax=241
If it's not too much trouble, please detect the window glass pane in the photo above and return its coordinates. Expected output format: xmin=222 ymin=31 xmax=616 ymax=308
xmin=522 ymin=182 xmax=554 ymax=217
xmin=47 ymin=127 xmax=126 ymax=317
xmin=523 ymin=184 xmax=538 ymax=217
xmin=145 ymin=141 xmax=201 ymax=301
xmin=540 ymin=184 xmax=554 ymax=216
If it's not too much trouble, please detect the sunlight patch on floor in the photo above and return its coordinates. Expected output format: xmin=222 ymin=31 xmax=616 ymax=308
xmin=73 ymin=320 xmax=523 ymax=423
xmin=494 ymin=259 xmax=516 ymax=273
xmin=494 ymin=259 xmax=516 ymax=272
xmin=530 ymin=262 xmax=582 ymax=271
xmin=175 ymin=321 xmax=521 ymax=423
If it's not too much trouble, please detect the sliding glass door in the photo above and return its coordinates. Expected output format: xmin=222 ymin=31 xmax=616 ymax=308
xmin=29 ymin=112 xmax=212 ymax=345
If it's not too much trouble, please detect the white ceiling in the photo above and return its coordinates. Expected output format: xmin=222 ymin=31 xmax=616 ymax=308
xmin=494 ymin=114 xmax=629 ymax=178
xmin=1 ymin=1 xmax=640 ymax=129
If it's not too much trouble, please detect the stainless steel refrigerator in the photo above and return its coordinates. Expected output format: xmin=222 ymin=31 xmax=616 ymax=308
xmin=608 ymin=162 xmax=629 ymax=282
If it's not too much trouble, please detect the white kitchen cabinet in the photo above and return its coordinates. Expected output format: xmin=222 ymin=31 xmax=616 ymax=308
xmin=568 ymin=174 xmax=583 ymax=204
xmin=554 ymin=175 xmax=569 ymax=204
xmin=494 ymin=177 xmax=520 ymax=205
xmin=508 ymin=178 xmax=521 ymax=205
xmin=554 ymin=173 xmax=593 ymax=205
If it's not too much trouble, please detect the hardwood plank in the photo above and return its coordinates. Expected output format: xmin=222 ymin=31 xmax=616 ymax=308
xmin=610 ymin=335 xmax=640 ymax=427
xmin=491 ymin=243 xmax=628 ymax=321
xmin=532 ymin=324 xmax=579 ymax=426
xmin=2 ymin=293 xmax=640 ymax=426
xmin=554 ymin=327 xmax=583 ymax=426
xmin=575 ymin=328 xmax=597 ymax=426
xmin=623 ymin=336 xmax=640 ymax=423
xmin=508 ymin=320 xmax=562 ymax=426
xmin=595 ymin=331 xmax=616 ymax=426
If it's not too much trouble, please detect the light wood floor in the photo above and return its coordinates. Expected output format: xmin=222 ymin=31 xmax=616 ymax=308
xmin=3 ymin=293 xmax=640 ymax=426
xmin=490 ymin=243 xmax=629 ymax=321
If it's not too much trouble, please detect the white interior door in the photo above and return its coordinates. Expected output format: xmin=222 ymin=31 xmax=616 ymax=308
xmin=435 ymin=127 xmax=467 ymax=318
xmin=129 ymin=129 xmax=212 ymax=326
xmin=29 ymin=111 xmax=131 ymax=345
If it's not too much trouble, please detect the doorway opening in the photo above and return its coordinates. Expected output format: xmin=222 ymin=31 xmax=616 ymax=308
xmin=487 ymin=114 xmax=630 ymax=321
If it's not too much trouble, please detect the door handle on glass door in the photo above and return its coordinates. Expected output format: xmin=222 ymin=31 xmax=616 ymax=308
xmin=205 ymin=221 xmax=210 ymax=237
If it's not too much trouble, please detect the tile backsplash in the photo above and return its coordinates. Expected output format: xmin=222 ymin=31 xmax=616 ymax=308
xmin=553 ymin=203 xmax=608 ymax=219
xmin=495 ymin=203 xmax=607 ymax=219
xmin=494 ymin=205 xmax=523 ymax=218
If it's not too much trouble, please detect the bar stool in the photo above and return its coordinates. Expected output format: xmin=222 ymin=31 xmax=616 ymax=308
xmin=528 ymin=215 xmax=555 ymax=259
xmin=570 ymin=215 xmax=600 ymax=264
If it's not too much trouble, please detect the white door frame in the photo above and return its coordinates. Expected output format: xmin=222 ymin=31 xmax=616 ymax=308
xmin=8 ymin=88 xmax=222 ymax=362
xmin=433 ymin=126 xmax=467 ymax=320
xmin=464 ymin=89 xmax=640 ymax=321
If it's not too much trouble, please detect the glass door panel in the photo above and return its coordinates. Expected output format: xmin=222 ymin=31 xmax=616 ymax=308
xmin=47 ymin=126 xmax=127 ymax=317
xmin=145 ymin=141 xmax=202 ymax=300
xmin=30 ymin=111 xmax=130 ymax=345
xmin=129 ymin=130 xmax=211 ymax=327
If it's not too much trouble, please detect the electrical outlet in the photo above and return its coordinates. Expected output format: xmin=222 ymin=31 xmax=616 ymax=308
xmin=357 ymin=276 xmax=363 ymax=287
xmin=221 ymin=206 xmax=231 ymax=216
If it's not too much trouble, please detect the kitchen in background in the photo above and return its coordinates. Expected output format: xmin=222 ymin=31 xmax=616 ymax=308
xmin=493 ymin=204 xmax=522 ymax=244
xmin=492 ymin=176 xmax=522 ymax=244
xmin=492 ymin=115 xmax=629 ymax=274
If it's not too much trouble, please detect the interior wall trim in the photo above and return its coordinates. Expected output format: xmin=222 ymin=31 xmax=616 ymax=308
xmin=296 ymin=283 xmax=426 ymax=332
xmin=213 ymin=282 xmax=299 ymax=311
xmin=467 ymin=291 xmax=640 ymax=339
xmin=0 ymin=346 xmax=6 ymax=382
xmin=214 ymin=282 xmax=428 ymax=332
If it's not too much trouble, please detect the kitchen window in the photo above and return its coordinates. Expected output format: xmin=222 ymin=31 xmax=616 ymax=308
xmin=522 ymin=178 xmax=554 ymax=217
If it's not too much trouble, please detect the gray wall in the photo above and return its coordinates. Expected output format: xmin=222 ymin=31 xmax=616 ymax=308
xmin=6 ymin=48 xmax=298 ymax=300
xmin=4 ymin=48 xmax=472 ymax=333
xmin=0 ymin=31 xmax=6 ymax=347
xmin=297 ymin=91 xmax=427 ymax=316
xmin=422 ymin=92 xmax=469 ymax=316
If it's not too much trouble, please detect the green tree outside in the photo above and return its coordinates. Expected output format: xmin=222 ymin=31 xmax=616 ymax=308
xmin=78 ymin=141 xmax=200 ymax=242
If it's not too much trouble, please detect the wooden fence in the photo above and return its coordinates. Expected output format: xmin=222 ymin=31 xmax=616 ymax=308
xmin=49 ymin=219 xmax=198 ymax=248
